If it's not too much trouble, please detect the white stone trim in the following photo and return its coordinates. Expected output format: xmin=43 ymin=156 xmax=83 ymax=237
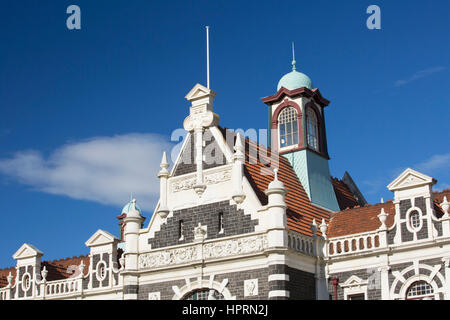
xmin=340 ymin=275 xmax=369 ymax=300
xmin=172 ymin=278 xmax=236 ymax=300
xmin=268 ymin=274 xmax=290 ymax=282
xmin=268 ymin=290 xmax=290 ymax=298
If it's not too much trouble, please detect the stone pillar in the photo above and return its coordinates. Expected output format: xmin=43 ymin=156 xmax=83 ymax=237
xmin=122 ymin=200 xmax=144 ymax=300
xmin=378 ymin=266 xmax=391 ymax=300
xmin=442 ymin=257 xmax=450 ymax=300
xmin=157 ymin=152 xmax=170 ymax=218
xmin=232 ymin=133 xmax=246 ymax=204
xmin=264 ymin=169 xmax=288 ymax=248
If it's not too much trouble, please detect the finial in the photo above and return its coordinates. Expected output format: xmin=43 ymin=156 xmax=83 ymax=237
xmin=378 ymin=207 xmax=388 ymax=229
xmin=291 ymin=42 xmax=296 ymax=71
xmin=381 ymin=197 xmax=384 ymax=203
xmin=319 ymin=218 xmax=328 ymax=237
xmin=7 ymin=272 xmax=13 ymax=286
xmin=160 ymin=152 xmax=169 ymax=169
xmin=41 ymin=266 xmax=48 ymax=281
xmin=441 ymin=196 xmax=449 ymax=217
xmin=274 ymin=168 xmax=279 ymax=181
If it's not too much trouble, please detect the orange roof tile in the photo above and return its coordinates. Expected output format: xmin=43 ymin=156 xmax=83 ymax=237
xmin=328 ymin=190 xmax=450 ymax=238
xmin=331 ymin=177 xmax=360 ymax=210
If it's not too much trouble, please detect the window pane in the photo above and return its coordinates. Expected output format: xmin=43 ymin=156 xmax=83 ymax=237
xmin=278 ymin=107 xmax=299 ymax=148
xmin=280 ymin=124 xmax=286 ymax=136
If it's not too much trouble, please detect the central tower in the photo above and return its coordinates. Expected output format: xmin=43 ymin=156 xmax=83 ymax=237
xmin=262 ymin=46 xmax=339 ymax=212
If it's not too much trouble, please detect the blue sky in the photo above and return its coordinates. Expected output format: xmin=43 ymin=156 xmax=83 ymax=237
xmin=0 ymin=0 xmax=449 ymax=267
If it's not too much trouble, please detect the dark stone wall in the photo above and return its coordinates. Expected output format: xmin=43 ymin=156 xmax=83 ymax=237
xmin=286 ymin=266 xmax=316 ymax=300
xmin=388 ymin=226 xmax=396 ymax=245
xmin=148 ymin=200 xmax=258 ymax=249
xmin=173 ymin=129 xmax=227 ymax=177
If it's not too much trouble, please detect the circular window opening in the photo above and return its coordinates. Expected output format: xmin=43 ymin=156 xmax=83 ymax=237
xmin=22 ymin=273 xmax=31 ymax=291
xmin=406 ymin=281 xmax=434 ymax=300
xmin=409 ymin=210 xmax=421 ymax=230
xmin=96 ymin=261 xmax=107 ymax=281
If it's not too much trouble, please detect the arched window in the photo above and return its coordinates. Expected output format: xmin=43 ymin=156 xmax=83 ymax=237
xmin=278 ymin=107 xmax=299 ymax=148
xmin=306 ymin=108 xmax=319 ymax=151
xmin=183 ymin=289 xmax=224 ymax=300
xmin=406 ymin=281 xmax=434 ymax=300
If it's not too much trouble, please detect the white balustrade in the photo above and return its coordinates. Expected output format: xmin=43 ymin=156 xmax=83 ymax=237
xmin=287 ymin=231 xmax=315 ymax=255
xmin=327 ymin=231 xmax=382 ymax=257
xmin=45 ymin=278 xmax=80 ymax=297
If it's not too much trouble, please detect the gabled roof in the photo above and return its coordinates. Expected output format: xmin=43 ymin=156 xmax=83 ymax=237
xmin=387 ymin=168 xmax=436 ymax=191
xmin=12 ymin=243 xmax=43 ymax=260
xmin=85 ymin=229 xmax=119 ymax=247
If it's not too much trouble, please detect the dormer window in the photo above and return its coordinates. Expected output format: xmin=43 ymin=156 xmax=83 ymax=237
xmin=306 ymin=108 xmax=319 ymax=151
xmin=278 ymin=107 xmax=299 ymax=148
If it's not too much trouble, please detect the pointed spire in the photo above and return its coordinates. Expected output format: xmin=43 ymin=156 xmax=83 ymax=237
xmin=291 ymin=42 xmax=296 ymax=71
xmin=160 ymin=151 xmax=169 ymax=169
xmin=381 ymin=197 xmax=384 ymax=203
xmin=158 ymin=151 xmax=170 ymax=178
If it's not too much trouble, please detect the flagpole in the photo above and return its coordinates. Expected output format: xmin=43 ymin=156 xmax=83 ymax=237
xmin=206 ymin=26 xmax=210 ymax=89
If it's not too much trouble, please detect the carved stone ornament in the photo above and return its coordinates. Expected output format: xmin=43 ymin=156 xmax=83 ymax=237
xmin=172 ymin=170 xmax=232 ymax=193
xmin=139 ymin=246 xmax=200 ymax=269
xmin=244 ymin=279 xmax=258 ymax=297
xmin=194 ymin=223 xmax=207 ymax=241
xmin=148 ymin=292 xmax=161 ymax=300
xmin=139 ymin=234 xmax=268 ymax=269
xmin=203 ymin=234 xmax=268 ymax=260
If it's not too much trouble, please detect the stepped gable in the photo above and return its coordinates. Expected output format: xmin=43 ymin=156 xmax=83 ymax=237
xmin=331 ymin=177 xmax=360 ymax=210
xmin=218 ymin=127 xmax=331 ymax=237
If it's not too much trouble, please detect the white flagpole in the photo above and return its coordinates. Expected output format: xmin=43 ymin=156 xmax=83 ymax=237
xmin=206 ymin=26 xmax=210 ymax=89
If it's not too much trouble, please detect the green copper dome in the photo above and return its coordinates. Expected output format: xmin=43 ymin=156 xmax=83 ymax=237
xmin=122 ymin=200 xmax=141 ymax=215
xmin=277 ymin=42 xmax=313 ymax=91
xmin=277 ymin=70 xmax=313 ymax=91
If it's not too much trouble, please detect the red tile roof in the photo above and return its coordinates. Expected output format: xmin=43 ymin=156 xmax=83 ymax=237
xmin=0 ymin=254 xmax=90 ymax=288
xmin=331 ymin=177 xmax=360 ymax=210
xmin=328 ymin=190 xmax=450 ymax=238
xmin=327 ymin=201 xmax=395 ymax=238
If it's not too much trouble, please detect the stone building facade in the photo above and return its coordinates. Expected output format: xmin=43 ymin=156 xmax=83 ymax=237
xmin=1 ymin=57 xmax=449 ymax=301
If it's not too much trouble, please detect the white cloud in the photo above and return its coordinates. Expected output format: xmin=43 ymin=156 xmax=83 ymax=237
xmin=0 ymin=134 xmax=174 ymax=211
xmin=414 ymin=153 xmax=450 ymax=173
xmin=394 ymin=66 xmax=446 ymax=87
